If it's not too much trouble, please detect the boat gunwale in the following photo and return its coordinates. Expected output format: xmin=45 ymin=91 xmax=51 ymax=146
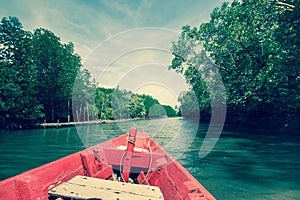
xmin=0 ymin=131 xmax=216 ymax=200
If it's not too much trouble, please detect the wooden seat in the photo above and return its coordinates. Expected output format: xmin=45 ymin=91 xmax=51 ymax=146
xmin=48 ymin=175 xmax=164 ymax=200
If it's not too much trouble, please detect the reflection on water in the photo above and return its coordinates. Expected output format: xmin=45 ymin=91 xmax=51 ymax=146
xmin=0 ymin=118 xmax=299 ymax=199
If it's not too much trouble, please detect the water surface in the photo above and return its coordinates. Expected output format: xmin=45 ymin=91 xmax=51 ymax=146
xmin=0 ymin=118 xmax=299 ymax=199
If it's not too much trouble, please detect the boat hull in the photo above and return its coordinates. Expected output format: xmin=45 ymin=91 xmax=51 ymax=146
xmin=0 ymin=130 xmax=215 ymax=200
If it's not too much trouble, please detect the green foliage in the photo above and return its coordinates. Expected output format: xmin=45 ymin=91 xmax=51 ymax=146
xmin=95 ymin=88 xmax=142 ymax=120
xmin=111 ymin=87 xmax=130 ymax=119
xmin=95 ymin=87 xmax=114 ymax=120
xmin=170 ymin=0 xmax=299 ymax=129
xmin=94 ymin=87 xmax=177 ymax=120
xmin=148 ymin=104 xmax=166 ymax=118
xmin=0 ymin=16 xmax=179 ymax=129
xmin=141 ymin=94 xmax=160 ymax=117
xmin=177 ymin=91 xmax=200 ymax=118
xmin=0 ymin=17 xmax=44 ymax=129
xmin=128 ymin=94 xmax=146 ymax=118
xmin=33 ymin=28 xmax=81 ymax=122
xmin=0 ymin=16 xmax=82 ymax=129
xmin=162 ymin=105 xmax=177 ymax=117
xmin=73 ymin=69 xmax=97 ymax=122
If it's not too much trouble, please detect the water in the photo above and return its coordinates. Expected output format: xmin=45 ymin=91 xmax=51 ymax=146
xmin=0 ymin=118 xmax=299 ymax=199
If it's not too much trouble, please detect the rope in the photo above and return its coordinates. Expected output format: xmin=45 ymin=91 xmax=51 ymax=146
xmin=119 ymin=150 xmax=127 ymax=182
xmin=140 ymin=138 xmax=153 ymax=185
xmin=127 ymin=136 xmax=136 ymax=144
xmin=119 ymin=133 xmax=136 ymax=182
xmin=119 ymin=132 xmax=155 ymax=184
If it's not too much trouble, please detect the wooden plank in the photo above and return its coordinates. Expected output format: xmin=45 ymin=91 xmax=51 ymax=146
xmin=49 ymin=175 xmax=164 ymax=200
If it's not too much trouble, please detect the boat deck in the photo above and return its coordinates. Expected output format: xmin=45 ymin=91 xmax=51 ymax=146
xmin=48 ymin=175 xmax=164 ymax=200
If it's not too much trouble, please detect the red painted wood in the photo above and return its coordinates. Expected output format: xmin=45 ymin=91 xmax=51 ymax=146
xmin=121 ymin=127 xmax=137 ymax=182
xmin=137 ymin=171 xmax=149 ymax=185
xmin=94 ymin=148 xmax=168 ymax=169
xmin=0 ymin=152 xmax=85 ymax=200
xmin=93 ymin=164 xmax=113 ymax=179
xmin=0 ymin=178 xmax=17 ymax=200
xmin=0 ymin=128 xmax=216 ymax=200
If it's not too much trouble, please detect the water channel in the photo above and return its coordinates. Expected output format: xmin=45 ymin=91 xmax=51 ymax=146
xmin=0 ymin=118 xmax=299 ymax=199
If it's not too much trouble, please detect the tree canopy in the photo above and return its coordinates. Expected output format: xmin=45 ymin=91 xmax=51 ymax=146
xmin=170 ymin=0 xmax=299 ymax=130
xmin=0 ymin=16 xmax=83 ymax=130
xmin=0 ymin=17 xmax=44 ymax=129
xmin=94 ymin=87 xmax=177 ymax=120
xmin=0 ymin=16 xmax=177 ymax=129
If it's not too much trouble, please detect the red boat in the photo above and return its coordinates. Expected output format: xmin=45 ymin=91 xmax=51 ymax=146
xmin=0 ymin=128 xmax=215 ymax=200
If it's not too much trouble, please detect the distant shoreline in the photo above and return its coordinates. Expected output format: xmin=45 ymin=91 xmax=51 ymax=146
xmin=38 ymin=117 xmax=183 ymax=128
xmin=38 ymin=118 xmax=149 ymax=128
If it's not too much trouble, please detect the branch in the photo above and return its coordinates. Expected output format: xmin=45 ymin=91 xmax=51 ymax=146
xmin=276 ymin=1 xmax=295 ymax=9
xmin=236 ymin=39 xmax=262 ymax=66
xmin=275 ymin=1 xmax=295 ymax=11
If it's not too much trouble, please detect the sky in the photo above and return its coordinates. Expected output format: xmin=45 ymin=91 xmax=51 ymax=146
xmin=0 ymin=0 xmax=225 ymax=107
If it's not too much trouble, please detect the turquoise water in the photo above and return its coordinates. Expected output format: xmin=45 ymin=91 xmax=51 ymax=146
xmin=0 ymin=118 xmax=299 ymax=199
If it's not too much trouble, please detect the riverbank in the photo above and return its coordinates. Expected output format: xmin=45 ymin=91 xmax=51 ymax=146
xmin=0 ymin=117 xmax=170 ymax=131
xmin=39 ymin=120 xmax=99 ymax=128
xmin=38 ymin=118 xmax=146 ymax=128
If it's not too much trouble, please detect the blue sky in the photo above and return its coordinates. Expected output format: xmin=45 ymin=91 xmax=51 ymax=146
xmin=1 ymin=0 xmax=225 ymax=107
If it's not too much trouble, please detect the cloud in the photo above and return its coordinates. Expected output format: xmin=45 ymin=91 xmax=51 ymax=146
xmin=1 ymin=0 xmax=223 ymax=106
xmin=1 ymin=0 xmax=223 ymax=57
xmin=117 ymin=64 xmax=189 ymax=107
xmin=82 ymin=27 xmax=179 ymax=81
xmin=81 ymin=27 xmax=189 ymax=106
